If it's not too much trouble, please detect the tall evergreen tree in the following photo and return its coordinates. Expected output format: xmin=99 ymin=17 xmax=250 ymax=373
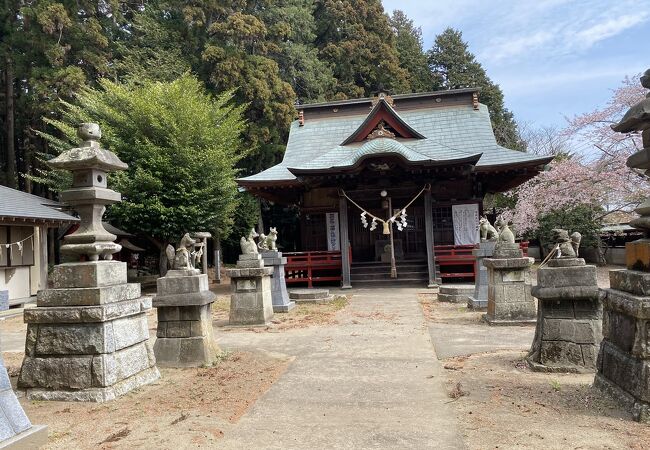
xmin=179 ymin=1 xmax=295 ymax=174
xmin=258 ymin=0 xmax=336 ymax=103
xmin=427 ymin=28 xmax=524 ymax=150
xmin=388 ymin=10 xmax=434 ymax=93
xmin=35 ymin=75 xmax=247 ymax=272
xmin=314 ymin=0 xmax=410 ymax=98
xmin=1 ymin=0 xmax=124 ymax=191
xmin=111 ymin=2 xmax=192 ymax=83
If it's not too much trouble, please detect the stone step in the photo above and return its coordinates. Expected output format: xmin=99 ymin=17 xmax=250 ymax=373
xmin=351 ymin=263 xmax=427 ymax=273
xmin=289 ymin=289 xmax=331 ymax=301
xmin=350 ymin=270 xmax=428 ymax=281
xmin=438 ymin=284 xmax=475 ymax=303
xmin=351 ymin=278 xmax=427 ymax=287
xmin=439 ymin=285 xmax=474 ymax=295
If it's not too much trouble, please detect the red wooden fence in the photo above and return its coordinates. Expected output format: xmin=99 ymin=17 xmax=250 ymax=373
xmin=284 ymin=250 xmax=346 ymax=288
xmin=434 ymin=244 xmax=477 ymax=279
xmin=284 ymin=242 xmax=530 ymax=286
xmin=434 ymin=242 xmax=530 ymax=281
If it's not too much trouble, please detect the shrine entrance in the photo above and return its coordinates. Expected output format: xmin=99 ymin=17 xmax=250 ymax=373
xmin=238 ymin=88 xmax=553 ymax=289
xmin=348 ymin=199 xmax=427 ymax=262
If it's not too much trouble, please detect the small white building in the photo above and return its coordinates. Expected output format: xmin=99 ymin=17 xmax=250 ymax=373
xmin=0 ymin=185 xmax=78 ymax=305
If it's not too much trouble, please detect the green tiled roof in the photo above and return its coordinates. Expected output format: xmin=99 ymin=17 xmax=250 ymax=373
xmin=240 ymin=101 xmax=550 ymax=184
xmin=0 ymin=185 xmax=78 ymax=224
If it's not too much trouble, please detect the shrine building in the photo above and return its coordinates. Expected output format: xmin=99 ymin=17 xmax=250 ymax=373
xmin=238 ymin=89 xmax=552 ymax=288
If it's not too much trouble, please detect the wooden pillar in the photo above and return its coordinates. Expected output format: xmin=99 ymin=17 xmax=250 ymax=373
xmin=201 ymin=237 xmax=209 ymax=275
xmin=339 ymin=195 xmax=352 ymax=289
xmin=424 ymin=189 xmax=438 ymax=288
xmin=38 ymin=226 xmax=48 ymax=291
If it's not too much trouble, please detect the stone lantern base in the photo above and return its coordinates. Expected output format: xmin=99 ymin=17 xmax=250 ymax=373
xmin=227 ymin=254 xmax=274 ymax=326
xmin=467 ymin=241 xmax=496 ymax=310
xmin=483 ymin=253 xmax=536 ymax=326
xmin=153 ymin=269 xmax=219 ymax=367
xmin=261 ymin=251 xmax=295 ymax=313
xmin=528 ymin=258 xmax=603 ymax=372
xmin=18 ymin=261 xmax=160 ymax=402
xmin=594 ymin=269 xmax=650 ymax=423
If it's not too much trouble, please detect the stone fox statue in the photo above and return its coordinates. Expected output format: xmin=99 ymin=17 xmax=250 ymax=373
xmin=240 ymin=228 xmax=259 ymax=254
xmin=258 ymin=227 xmax=278 ymax=251
xmin=551 ymin=229 xmax=582 ymax=258
xmin=479 ymin=216 xmax=498 ymax=241
xmin=166 ymin=233 xmax=196 ymax=270
xmin=192 ymin=242 xmax=204 ymax=269
xmin=495 ymin=217 xmax=515 ymax=244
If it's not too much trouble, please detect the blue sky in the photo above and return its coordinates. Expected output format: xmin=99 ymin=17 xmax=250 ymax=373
xmin=382 ymin=0 xmax=650 ymax=128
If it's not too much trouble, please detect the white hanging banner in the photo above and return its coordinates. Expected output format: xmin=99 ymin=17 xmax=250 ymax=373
xmin=451 ymin=204 xmax=480 ymax=245
xmin=326 ymin=212 xmax=340 ymax=251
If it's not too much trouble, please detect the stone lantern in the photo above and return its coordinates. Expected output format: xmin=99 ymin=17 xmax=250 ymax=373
xmin=18 ymin=123 xmax=159 ymax=402
xmin=595 ymin=69 xmax=650 ymax=422
xmin=49 ymin=123 xmax=127 ymax=260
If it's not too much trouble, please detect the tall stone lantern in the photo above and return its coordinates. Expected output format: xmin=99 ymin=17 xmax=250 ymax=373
xmin=53 ymin=123 xmax=126 ymax=260
xmin=595 ymin=70 xmax=650 ymax=422
xmin=18 ymin=123 xmax=160 ymax=402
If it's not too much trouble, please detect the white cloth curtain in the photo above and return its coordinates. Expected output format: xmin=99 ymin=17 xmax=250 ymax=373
xmin=451 ymin=204 xmax=480 ymax=245
xmin=326 ymin=212 xmax=340 ymax=251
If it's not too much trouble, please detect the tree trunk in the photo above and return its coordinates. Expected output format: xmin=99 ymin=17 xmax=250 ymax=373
xmin=144 ymin=236 xmax=169 ymax=276
xmin=159 ymin=245 xmax=169 ymax=277
xmin=257 ymin=198 xmax=265 ymax=233
xmin=4 ymin=56 xmax=17 ymax=189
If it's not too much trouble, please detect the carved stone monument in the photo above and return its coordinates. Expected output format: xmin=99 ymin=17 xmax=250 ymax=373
xmin=154 ymin=236 xmax=219 ymax=367
xmin=483 ymin=219 xmax=536 ymax=325
xmin=227 ymin=231 xmax=274 ymax=325
xmin=259 ymin=229 xmax=295 ymax=312
xmin=528 ymin=229 xmax=603 ymax=372
xmin=18 ymin=124 xmax=160 ymax=401
xmin=594 ymin=69 xmax=650 ymax=422
xmin=192 ymin=231 xmax=211 ymax=274
xmin=0 ymin=337 xmax=47 ymax=448
xmin=468 ymin=217 xmax=498 ymax=309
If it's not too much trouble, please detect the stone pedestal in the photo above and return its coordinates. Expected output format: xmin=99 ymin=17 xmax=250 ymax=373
xmin=467 ymin=241 xmax=496 ymax=309
xmin=594 ymin=269 xmax=650 ymax=422
xmin=483 ymin=244 xmax=535 ymax=325
xmin=18 ymin=261 xmax=160 ymax=402
xmin=0 ymin=339 xmax=47 ymax=448
xmin=153 ymin=269 xmax=219 ymax=367
xmin=227 ymin=254 xmax=274 ymax=326
xmin=528 ymin=258 xmax=603 ymax=372
xmin=261 ymin=251 xmax=295 ymax=313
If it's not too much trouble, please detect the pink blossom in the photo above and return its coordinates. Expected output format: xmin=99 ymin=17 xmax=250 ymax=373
xmin=504 ymin=74 xmax=650 ymax=236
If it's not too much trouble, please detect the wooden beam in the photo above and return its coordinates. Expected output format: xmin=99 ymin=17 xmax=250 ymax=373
xmin=338 ymin=195 xmax=352 ymax=289
xmin=424 ymin=189 xmax=439 ymax=287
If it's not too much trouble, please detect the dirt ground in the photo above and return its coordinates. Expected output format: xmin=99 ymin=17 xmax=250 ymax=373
xmin=441 ymin=350 xmax=650 ymax=449
xmin=0 ymin=283 xmax=349 ymax=449
xmin=211 ymin=292 xmax=349 ymax=332
xmin=420 ymin=264 xmax=650 ymax=450
xmin=5 ymin=350 xmax=290 ymax=450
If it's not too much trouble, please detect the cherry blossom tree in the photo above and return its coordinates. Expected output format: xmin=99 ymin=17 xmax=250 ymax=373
xmin=503 ymin=74 xmax=649 ymax=238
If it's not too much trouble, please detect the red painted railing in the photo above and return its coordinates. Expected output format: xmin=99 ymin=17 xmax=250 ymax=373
xmin=434 ymin=242 xmax=529 ymax=281
xmin=434 ymin=244 xmax=477 ymax=279
xmin=284 ymin=250 xmax=348 ymax=288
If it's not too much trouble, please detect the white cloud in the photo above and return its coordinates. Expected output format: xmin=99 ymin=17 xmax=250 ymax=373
xmin=498 ymin=65 xmax=645 ymax=95
xmin=576 ymin=13 xmax=649 ymax=48
xmin=381 ymin=0 xmax=650 ymax=127
xmin=484 ymin=31 xmax=555 ymax=61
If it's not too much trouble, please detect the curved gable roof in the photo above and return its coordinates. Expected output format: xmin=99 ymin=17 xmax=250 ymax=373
xmin=340 ymin=98 xmax=425 ymax=144
xmin=238 ymin=91 xmax=552 ymax=186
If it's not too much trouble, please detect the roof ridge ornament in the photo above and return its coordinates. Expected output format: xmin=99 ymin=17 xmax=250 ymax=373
xmin=371 ymin=92 xmax=394 ymax=108
xmin=366 ymin=121 xmax=396 ymax=140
